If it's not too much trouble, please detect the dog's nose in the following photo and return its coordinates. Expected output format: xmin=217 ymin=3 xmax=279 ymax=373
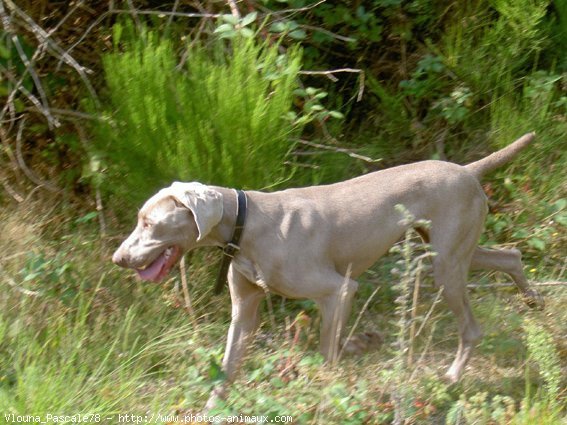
xmin=112 ymin=249 xmax=130 ymax=267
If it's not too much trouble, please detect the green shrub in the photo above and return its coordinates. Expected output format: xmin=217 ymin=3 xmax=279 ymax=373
xmin=96 ymin=28 xmax=303 ymax=205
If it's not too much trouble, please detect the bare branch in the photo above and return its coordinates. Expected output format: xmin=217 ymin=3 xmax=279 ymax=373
xmin=338 ymin=284 xmax=381 ymax=362
xmin=300 ymin=25 xmax=355 ymax=43
xmin=46 ymin=0 xmax=84 ymax=36
xmin=58 ymin=11 xmax=110 ymax=65
xmin=368 ymin=279 xmax=566 ymax=290
xmin=297 ymin=139 xmax=381 ymax=163
xmin=275 ymin=0 xmax=328 ymax=15
xmin=75 ymin=122 xmax=106 ymax=236
xmin=50 ymin=108 xmax=101 ymax=121
xmin=0 ymin=175 xmax=24 ymax=202
xmin=226 ymin=0 xmax=241 ymax=20
xmin=166 ymin=0 xmax=180 ymax=28
xmin=3 ymin=0 xmax=100 ymax=106
xmin=299 ymin=68 xmax=362 ymax=76
xmin=357 ymin=71 xmax=365 ymax=102
xmin=414 ymin=288 xmax=444 ymax=340
xmin=0 ymin=64 xmax=59 ymax=127
xmin=178 ymin=15 xmax=209 ymax=70
xmin=0 ymin=2 xmax=59 ymax=128
xmin=110 ymin=8 xmax=222 ymax=19
xmin=0 ymin=123 xmax=19 ymax=173
xmin=467 ymin=281 xmax=566 ymax=288
xmin=299 ymin=68 xmax=366 ymax=101
xmin=0 ymin=265 xmax=41 ymax=297
xmin=63 ymin=5 xmax=223 ymax=63
xmin=15 ymin=117 xmax=61 ymax=193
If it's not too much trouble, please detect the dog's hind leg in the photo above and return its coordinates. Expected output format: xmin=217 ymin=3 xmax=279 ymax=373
xmin=315 ymin=271 xmax=359 ymax=364
xmin=434 ymin=255 xmax=483 ymax=383
xmin=429 ymin=202 xmax=486 ymax=383
xmin=470 ymin=246 xmax=544 ymax=309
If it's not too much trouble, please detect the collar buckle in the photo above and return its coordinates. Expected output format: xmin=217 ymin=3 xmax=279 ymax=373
xmin=222 ymin=242 xmax=241 ymax=258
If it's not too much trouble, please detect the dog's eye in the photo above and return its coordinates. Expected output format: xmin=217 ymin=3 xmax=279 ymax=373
xmin=142 ymin=220 xmax=153 ymax=229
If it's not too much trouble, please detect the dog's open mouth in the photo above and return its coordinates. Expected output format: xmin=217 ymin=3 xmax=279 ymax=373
xmin=136 ymin=246 xmax=181 ymax=282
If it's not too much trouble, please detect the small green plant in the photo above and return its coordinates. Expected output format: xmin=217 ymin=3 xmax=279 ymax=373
xmin=523 ymin=317 xmax=562 ymax=409
xmin=323 ymin=382 xmax=371 ymax=425
xmin=213 ymin=11 xmax=259 ymax=39
xmin=292 ymin=86 xmax=344 ymax=124
xmin=433 ymin=85 xmax=472 ymax=125
xmin=446 ymin=392 xmax=518 ymax=425
xmin=399 ymin=54 xmax=446 ymax=101
xmin=18 ymin=250 xmax=78 ymax=303
xmin=269 ymin=19 xmax=307 ymax=41
xmin=388 ymin=204 xmax=437 ymax=425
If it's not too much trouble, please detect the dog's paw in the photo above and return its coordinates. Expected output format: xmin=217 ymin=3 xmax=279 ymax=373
xmin=341 ymin=330 xmax=384 ymax=356
xmin=443 ymin=369 xmax=461 ymax=385
xmin=203 ymin=386 xmax=228 ymax=412
xmin=522 ymin=289 xmax=545 ymax=310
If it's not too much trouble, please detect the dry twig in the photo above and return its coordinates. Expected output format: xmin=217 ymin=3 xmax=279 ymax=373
xmin=407 ymin=264 xmax=422 ymax=368
xmin=414 ymin=287 xmax=444 ymax=340
xmin=15 ymin=117 xmax=60 ymax=193
xmin=297 ymin=139 xmax=380 ymax=163
xmin=179 ymin=255 xmax=198 ymax=329
xmin=0 ymin=61 xmax=59 ymax=129
xmin=299 ymin=68 xmax=365 ymax=101
xmin=166 ymin=0 xmax=180 ymax=28
xmin=274 ymin=0 xmax=328 ymax=15
xmin=226 ymin=0 xmax=241 ymax=20
xmin=126 ymin=0 xmax=142 ymax=32
xmin=75 ymin=122 xmax=106 ymax=236
xmin=63 ymin=5 xmax=221 ymax=64
xmin=330 ymin=264 xmax=352 ymax=364
xmin=337 ymin=284 xmax=381 ymax=362
xmin=3 ymin=0 xmax=100 ymax=105
xmin=0 ymin=175 xmax=24 ymax=202
xmin=0 ymin=265 xmax=40 ymax=297
xmin=110 ymin=8 xmax=221 ymax=19
xmin=0 ymin=2 xmax=54 ymax=127
xmin=299 ymin=25 xmax=355 ymax=43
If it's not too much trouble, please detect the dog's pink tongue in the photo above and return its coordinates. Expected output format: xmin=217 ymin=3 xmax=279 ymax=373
xmin=137 ymin=252 xmax=166 ymax=281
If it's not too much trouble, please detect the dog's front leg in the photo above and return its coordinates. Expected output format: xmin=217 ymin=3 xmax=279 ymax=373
xmin=204 ymin=266 xmax=264 ymax=411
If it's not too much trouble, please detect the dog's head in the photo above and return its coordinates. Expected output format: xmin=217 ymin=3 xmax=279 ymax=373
xmin=112 ymin=182 xmax=223 ymax=282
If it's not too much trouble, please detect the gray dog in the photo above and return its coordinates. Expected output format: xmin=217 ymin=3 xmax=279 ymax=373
xmin=113 ymin=132 xmax=543 ymax=408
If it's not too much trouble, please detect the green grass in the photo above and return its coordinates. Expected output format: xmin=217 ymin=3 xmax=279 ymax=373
xmin=0 ymin=271 xmax=197 ymax=419
xmin=0 ymin=202 xmax=564 ymax=424
xmin=0 ymin=205 xmax=197 ymax=420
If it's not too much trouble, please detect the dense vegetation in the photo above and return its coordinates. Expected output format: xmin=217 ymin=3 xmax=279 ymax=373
xmin=0 ymin=1 xmax=565 ymax=424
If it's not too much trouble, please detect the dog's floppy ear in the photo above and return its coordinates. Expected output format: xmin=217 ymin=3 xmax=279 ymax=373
xmin=168 ymin=182 xmax=223 ymax=241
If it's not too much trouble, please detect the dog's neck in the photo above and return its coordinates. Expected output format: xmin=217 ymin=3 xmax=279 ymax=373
xmin=202 ymin=186 xmax=240 ymax=248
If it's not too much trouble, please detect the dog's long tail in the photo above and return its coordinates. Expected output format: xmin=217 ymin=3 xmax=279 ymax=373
xmin=465 ymin=132 xmax=536 ymax=180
